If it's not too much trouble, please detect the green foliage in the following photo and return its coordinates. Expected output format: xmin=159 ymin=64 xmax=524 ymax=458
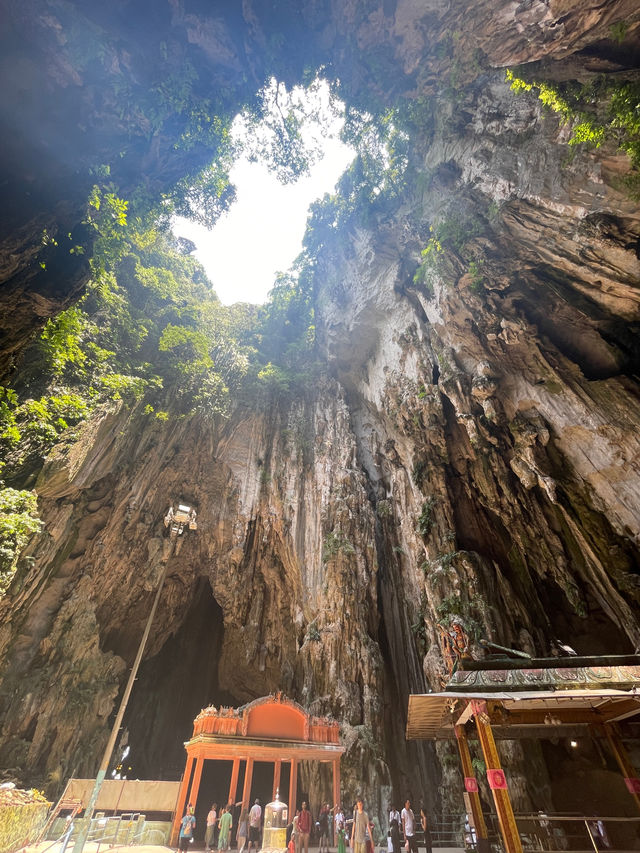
xmin=471 ymin=756 xmax=486 ymax=775
xmin=0 ymin=487 xmax=42 ymax=594
xmin=246 ymin=266 xmax=319 ymax=397
xmin=506 ymin=69 xmax=640 ymax=195
xmin=85 ymin=185 xmax=131 ymax=276
xmin=5 ymin=393 xmax=91 ymax=451
xmin=413 ymin=213 xmax=485 ymax=294
xmin=468 ymin=260 xmax=485 ymax=293
xmin=306 ymin=621 xmax=322 ymax=642
xmin=0 ymin=388 xmax=21 ymax=449
xmin=418 ymin=497 xmax=437 ymax=537
xmin=609 ymin=21 xmax=629 ymax=43
xmin=411 ymin=591 xmax=429 ymax=656
xmin=322 ymin=531 xmax=356 ymax=563
xmin=412 ymin=456 xmax=429 ymax=486
xmin=256 ymin=362 xmax=292 ymax=394
xmin=238 ymin=77 xmax=342 ymax=185
xmin=5 ymin=215 xmax=256 ymax=478
xmin=135 ymin=264 xmax=179 ymax=300
xmin=304 ymin=98 xmax=419 ymax=250
xmin=413 ymin=230 xmax=442 ymax=296
xmin=434 ymin=215 xmax=484 ymax=252
xmin=164 ymin=161 xmax=236 ymax=228
xmin=40 ymin=307 xmax=89 ymax=377
xmin=436 ymin=590 xmax=487 ymax=641
xmin=376 ymin=499 xmax=393 ymax=518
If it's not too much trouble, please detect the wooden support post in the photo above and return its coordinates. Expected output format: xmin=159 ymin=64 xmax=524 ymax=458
xmin=171 ymin=754 xmax=195 ymax=845
xmin=273 ymin=759 xmax=282 ymax=800
xmin=332 ymin=759 xmax=341 ymax=845
xmin=229 ymin=758 xmax=241 ymax=806
xmin=455 ymin=724 xmax=489 ymax=845
xmin=289 ymin=759 xmax=298 ymax=821
xmin=242 ymin=757 xmax=254 ymax=809
xmin=471 ymin=700 xmax=523 ymax=853
xmin=604 ymin=724 xmax=640 ymax=814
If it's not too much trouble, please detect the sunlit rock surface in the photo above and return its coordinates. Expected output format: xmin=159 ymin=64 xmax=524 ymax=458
xmin=0 ymin=0 xmax=640 ymax=826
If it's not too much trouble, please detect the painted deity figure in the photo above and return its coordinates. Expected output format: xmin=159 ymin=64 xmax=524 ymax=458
xmin=438 ymin=618 xmax=471 ymax=684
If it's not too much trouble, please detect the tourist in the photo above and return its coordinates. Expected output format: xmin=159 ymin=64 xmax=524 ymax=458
xmin=237 ymin=809 xmax=249 ymax=853
xmin=298 ymin=801 xmax=312 ymax=853
xmin=291 ymin=810 xmax=300 ymax=853
xmin=319 ymin=802 xmax=331 ymax=853
xmin=350 ymin=797 xmax=369 ymax=853
xmin=389 ymin=806 xmax=400 ymax=828
xmin=218 ymin=806 xmax=233 ymax=851
xmin=337 ymin=820 xmax=347 ymax=853
xmin=401 ymin=800 xmax=418 ymax=853
xmin=365 ymin=818 xmax=375 ymax=853
xmin=334 ymin=805 xmax=345 ymax=844
xmin=389 ymin=818 xmax=401 ymax=853
xmin=206 ymin=803 xmax=218 ymax=853
xmin=420 ymin=807 xmax=432 ymax=853
xmin=179 ymin=806 xmax=196 ymax=852
xmin=248 ymin=798 xmax=262 ymax=853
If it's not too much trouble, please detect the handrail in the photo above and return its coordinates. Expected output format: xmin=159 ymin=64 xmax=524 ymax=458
xmin=491 ymin=811 xmax=640 ymax=853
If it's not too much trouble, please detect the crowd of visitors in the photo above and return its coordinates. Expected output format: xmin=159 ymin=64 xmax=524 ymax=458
xmin=181 ymin=795 xmax=433 ymax=853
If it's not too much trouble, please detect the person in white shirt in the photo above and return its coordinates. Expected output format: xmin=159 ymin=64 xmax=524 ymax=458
xmin=401 ymin=800 xmax=418 ymax=853
xmin=335 ymin=806 xmax=345 ymax=845
xmin=389 ymin=807 xmax=400 ymax=829
xmin=248 ymin=799 xmax=262 ymax=853
xmin=205 ymin=803 xmax=218 ymax=853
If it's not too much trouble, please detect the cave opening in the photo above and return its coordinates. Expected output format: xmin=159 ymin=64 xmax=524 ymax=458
xmin=540 ymin=736 xmax=640 ymax=847
xmin=448 ymin=472 xmax=632 ymax=656
xmin=121 ymin=577 xmax=240 ymax=782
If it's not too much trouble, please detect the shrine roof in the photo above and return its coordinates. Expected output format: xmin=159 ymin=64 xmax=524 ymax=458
xmin=448 ymin=659 xmax=640 ymax=692
xmin=188 ymin=693 xmax=343 ymax=751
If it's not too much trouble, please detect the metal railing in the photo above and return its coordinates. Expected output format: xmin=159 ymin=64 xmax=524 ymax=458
xmin=85 ymin=812 xmax=146 ymax=851
xmin=490 ymin=813 xmax=640 ymax=853
xmin=401 ymin=812 xmax=640 ymax=853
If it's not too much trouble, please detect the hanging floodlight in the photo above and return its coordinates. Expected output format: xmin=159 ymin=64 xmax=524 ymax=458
xmin=164 ymin=501 xmax=198 ymax=537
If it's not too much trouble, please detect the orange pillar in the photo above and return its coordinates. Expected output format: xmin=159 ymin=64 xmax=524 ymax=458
xmin=242 ymin=757 xmax=254 ymax=809
xmin=455 ymin=725 xmax=488 ymax=842
xmin=604 ymin=724 xmax=640 ymax=814
xmin=289 ymin=759 xmax=298 ymax=820
xmin=171 ymin=753 xmax=195 ymax=845
xmin=189 ymin=755 xmax=205 ymax=809
xmin=471 ymin=700 xmax=523 ymax=853
xmin=332 ymin=759 xmax=341 ymax=845
xmin=273 ymin=760 xmax=282 ymax=800
xmin=229 ymin=759 xmax=241 ymax=806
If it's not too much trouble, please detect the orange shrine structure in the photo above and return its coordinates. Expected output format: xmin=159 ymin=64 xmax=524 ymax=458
xmin=170 ymin=694 xmax=344 ymax=844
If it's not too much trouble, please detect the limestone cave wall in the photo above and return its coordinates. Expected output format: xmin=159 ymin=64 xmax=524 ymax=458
xmin=0 ymin=0 xmax=640 ymax=829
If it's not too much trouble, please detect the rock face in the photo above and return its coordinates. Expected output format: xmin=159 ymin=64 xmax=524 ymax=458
xmin=1 ymin=0 xmax=640 ymax=829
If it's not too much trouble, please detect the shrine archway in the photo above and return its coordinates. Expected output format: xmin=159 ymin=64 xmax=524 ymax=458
xmin=170 ymin=694 xmax=344 ymax=844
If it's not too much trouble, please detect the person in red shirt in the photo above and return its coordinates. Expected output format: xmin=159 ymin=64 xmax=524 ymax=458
xmin=298 ymin=802 xmax=312 ymax=853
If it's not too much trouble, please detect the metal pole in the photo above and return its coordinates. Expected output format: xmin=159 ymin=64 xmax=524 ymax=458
xmin=72 ymin=557 xmax=171 ymax=853
xmin=584 ymin=819 xmax=599 ymax=853
xmin=60 ymin=820 xmax=75 ymax=853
